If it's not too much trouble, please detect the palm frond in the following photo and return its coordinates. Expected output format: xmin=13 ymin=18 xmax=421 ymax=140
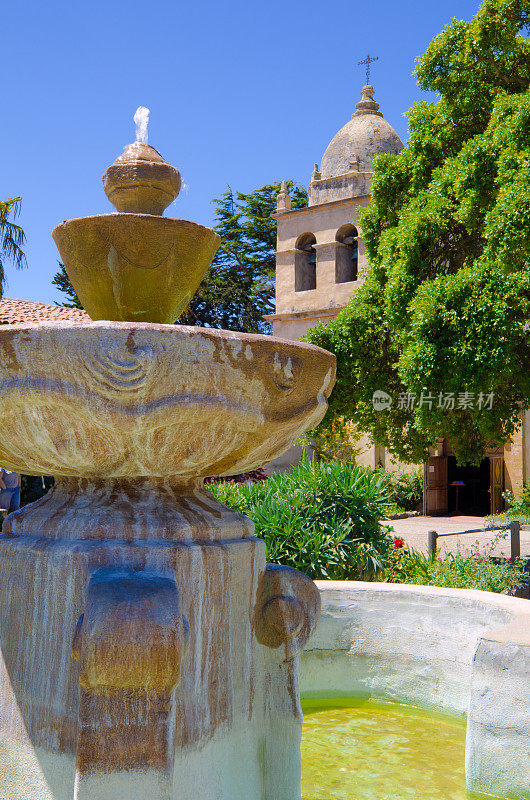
xmin=0 ymin=198 xmax=28 ymax=292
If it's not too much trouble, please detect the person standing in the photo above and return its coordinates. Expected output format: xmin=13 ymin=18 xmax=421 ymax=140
xmin=0 ymin=469 xmax=21 ymax=514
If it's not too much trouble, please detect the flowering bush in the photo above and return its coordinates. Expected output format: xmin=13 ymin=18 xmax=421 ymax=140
xmin=207 ymin=458 xmax=524 ymax=592
xmin=209 ymin=455 xmax=395 ymax=580
xmin=383 ymin=544 xmax=525 ymax=593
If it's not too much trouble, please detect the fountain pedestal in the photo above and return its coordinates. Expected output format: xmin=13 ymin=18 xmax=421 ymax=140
xmin=0 ymin=478 xmax=319 ymax=800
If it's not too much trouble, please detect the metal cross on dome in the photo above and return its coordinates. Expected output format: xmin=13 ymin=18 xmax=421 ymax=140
xmin=358 ymin=53 xmax=379 ymax=85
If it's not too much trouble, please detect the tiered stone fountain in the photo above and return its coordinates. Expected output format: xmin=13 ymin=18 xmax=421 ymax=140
xmin=0 ymin=117 xmax=335 ymax=800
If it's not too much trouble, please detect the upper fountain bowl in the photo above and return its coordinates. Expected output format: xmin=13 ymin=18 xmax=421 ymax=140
xmin=0 ymin=322 xmax=335 ymax=479
xmin=52 ymin=142 xmax=220 ymax=324
xmin=53 ymin=215 xmax=220 ymax=324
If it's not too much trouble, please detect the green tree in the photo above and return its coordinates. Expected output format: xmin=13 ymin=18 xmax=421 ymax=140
xmin=0 ymin=198 xmax=27 ymax=296
xmin=179 ymin=182 xmax=307 ymax=332
xmin=305 ymin=0 xmax=530 ymax=465
xmin=51 ymin=262 xmax=82 ymax=308
xmin=53 ymin=182 xmax=308 ymax=332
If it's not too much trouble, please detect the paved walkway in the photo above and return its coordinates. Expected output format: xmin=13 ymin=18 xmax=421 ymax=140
xmin=387 ymin=515 xmax=530 ymax=559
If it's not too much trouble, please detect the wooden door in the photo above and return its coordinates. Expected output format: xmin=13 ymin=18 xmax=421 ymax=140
xmin=490 ymin=457 xmax=504 ymax=515
xmin=423 ymin=456 xmax=448 ymax=516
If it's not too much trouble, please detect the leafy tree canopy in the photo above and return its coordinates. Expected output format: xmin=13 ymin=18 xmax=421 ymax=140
xmin=53 ymin=182 xmax=307 ymax=332
xmin=178 ymin=182 xmax=307 ymax=332
xmin=0 ymin=198 xmax=27 ymax=296
xmin=305 ymin=0 xmax=530 ymax=464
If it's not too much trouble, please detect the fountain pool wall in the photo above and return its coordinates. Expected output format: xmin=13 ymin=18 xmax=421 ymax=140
xmin=301 ymin=582 xmax=530 ymax=800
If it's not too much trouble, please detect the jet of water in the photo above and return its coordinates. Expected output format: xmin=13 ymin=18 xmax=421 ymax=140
xmin=134 ymin=106 xmax=150 ymax=144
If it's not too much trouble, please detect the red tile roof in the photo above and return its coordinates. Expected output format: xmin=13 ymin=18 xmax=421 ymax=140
xmin=0 ymin=297 xmax=89 ymax=325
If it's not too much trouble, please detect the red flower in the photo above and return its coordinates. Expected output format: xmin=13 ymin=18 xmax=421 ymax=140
xmin=394 ymin=538 xmax=404 ymax=549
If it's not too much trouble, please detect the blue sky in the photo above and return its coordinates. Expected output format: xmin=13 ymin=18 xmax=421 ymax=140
xmin=2 ymin=0 xmax=480 ymax=304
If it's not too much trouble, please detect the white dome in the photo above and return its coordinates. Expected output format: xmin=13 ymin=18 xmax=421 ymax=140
xmin=319 ymin=86 xmax=404 ymax=179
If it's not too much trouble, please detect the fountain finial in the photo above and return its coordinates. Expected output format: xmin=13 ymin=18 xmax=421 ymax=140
xmin=102 ymin=109 xmax=181 ymax=215
xmin=54 ymin=109 xmax=220 ymax=323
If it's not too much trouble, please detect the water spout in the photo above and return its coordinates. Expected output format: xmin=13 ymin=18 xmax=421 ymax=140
xmin=134 ymin=106 xmax=150 ymax=144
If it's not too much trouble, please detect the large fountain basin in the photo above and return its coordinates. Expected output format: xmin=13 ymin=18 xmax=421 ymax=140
xmin=0 ymin=321 xmax=335 ymax=478
xmin=52 ymin=215 xmax=220 ymax=323
xmin=302 ymin=582 xmax=530 ymax=800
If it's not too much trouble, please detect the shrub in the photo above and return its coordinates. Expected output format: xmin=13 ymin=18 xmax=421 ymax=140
xmin=489 ymin=484 xmax=530 ymax=525
xmin=209 ymin=456 xmax=394 ymax=580
xmin=375 ymin=469 xmax=423 ymax=512
xmin=384 ymin=541 xmax=525 ymax=593
xmin=298 ymin=416 xmax=363 ymax=464
xmin=504 ymin=484 xmax=530 ymax=516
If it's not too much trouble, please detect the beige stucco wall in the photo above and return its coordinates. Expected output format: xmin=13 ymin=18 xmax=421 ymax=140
xmin=270 ymin=311 xmax=338 ymax=342
xmin=504 ymin=411 xmax=528 ymax=494
xmin=349 ymin=432 xmax=378 ymax=470
xmin=264 ymin=444 xmax=310 ymax=475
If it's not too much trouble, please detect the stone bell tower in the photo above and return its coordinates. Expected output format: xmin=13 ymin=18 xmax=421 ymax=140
xmin=266 ymin=83 xmax=404 ymax=342
xmin=264 ymin=80 xmax=404 ymax=471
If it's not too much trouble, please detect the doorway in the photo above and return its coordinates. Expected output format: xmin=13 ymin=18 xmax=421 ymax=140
xmin=424 ymin=447 xmax=504 ymax=516
xmin=447 ymin=457 xmax=490 ymax=515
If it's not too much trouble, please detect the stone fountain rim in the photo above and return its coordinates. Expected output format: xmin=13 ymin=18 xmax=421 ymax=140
xmin=52 ymin=213 xmax=221 ymax=237
xmin=0 ymin=319 xmax=337 ymax=358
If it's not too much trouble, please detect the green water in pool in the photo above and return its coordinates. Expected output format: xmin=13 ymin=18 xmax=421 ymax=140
xmin=301 ymin=699 xmax=486 ymax=800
